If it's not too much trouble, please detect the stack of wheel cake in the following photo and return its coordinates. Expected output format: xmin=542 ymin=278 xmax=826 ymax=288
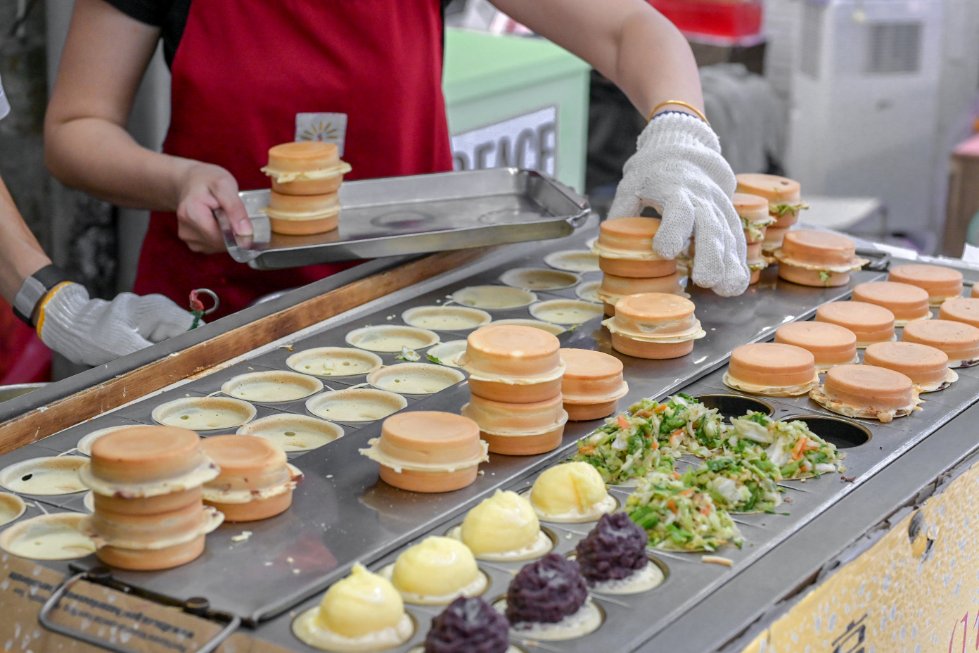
xmin=736 ymin=173 xmax=806 ymax=256
xmin=733 ymin=192 xmax=775 ymax=285
xmin=80 ymin=426 xmax=223 ymax=571
xmin=593 ymin=217 xmax=683 ymax=316
xmin=261 ymin=141 xmax=351 ymax=236
xmin=459 ymin=325 xmax=568 ymax=455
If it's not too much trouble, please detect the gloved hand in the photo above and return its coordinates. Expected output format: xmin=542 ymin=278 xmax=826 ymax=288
xmin=38 ymin=283 xmax=195 ymax=366
xmin=609 ymin=112 xmax=749 ymax=297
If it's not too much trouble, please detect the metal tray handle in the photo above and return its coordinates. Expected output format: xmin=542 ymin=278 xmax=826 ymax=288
xmin=39 ymin=568 xmax=240 ymax=653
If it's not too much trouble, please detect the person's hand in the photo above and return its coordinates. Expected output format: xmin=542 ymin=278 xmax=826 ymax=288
xmin=38 ymin=283 xmax=195 ymax=366
xmin=174 ymin=162 xmax=252 ymax=254
xmin=609 ymin=113 xmax=749 ymax=297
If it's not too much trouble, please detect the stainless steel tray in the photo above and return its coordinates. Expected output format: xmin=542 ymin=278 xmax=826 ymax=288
xmin=219 ymin=168 xmax=590 ymax=269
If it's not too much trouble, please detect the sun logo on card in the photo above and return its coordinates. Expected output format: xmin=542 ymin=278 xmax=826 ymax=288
xmin=299 ymin=121 xmax=339 ymax=142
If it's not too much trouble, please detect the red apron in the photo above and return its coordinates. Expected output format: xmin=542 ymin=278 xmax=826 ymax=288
xmin=134 ymin=0 xmax=452 ymax=319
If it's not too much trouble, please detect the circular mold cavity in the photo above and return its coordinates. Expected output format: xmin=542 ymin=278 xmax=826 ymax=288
xmin=530 ymin=300 xmax=604 ymax=326
xmin=287 ymin=347 xmax=383 ymax=378
xmin=345 ymin=325 xmax=440 ymax=353
xmin=490 ymin=319 xmax=566 ymax=336
xmin=237 ymin=414 xmax=344 ymax=452
xmin=377 ymin=564 xmax=491 ymax=606
xmin=306 ymin=388 xmax=407 ymax=422
xmin=545 ymin=250 xmax=601 ymax=273
xmin=0 ymin=493 xmax=26 ymax=527
xmin=451 ymin=285 xmax=538 ymax=310
xmin=779 ymin=415 xmax=871 ymax=449
xmin=444 ymin=524 xmax=557 ymax=562
xmin=151 ymin=396 xmax=257 ymax=431
xmin=221 ymin=370 xmax=323 ymax=403
xmin=0 ymin=456 xmax=88 ymax=496
xmin=77 ymin=425 xmax=132 ymax=456
xmin=401 ymin=306 xmax=492 ymax=332
xmin=425 ymin=340 xmax=468 ymax=368
xmin=696 ymin=394 xmax=774 ymax=420
xmin=494 ymin=597 xmax=605 ymax=641
xmin=367 ymin=363 xmax=465 ymax=395
xmin=575 ymin=280 xmax=601 ymax=304
xmin=566 ymin=551 xmax=669 ymax=595
xmin=500 ymin=268 xmax=581 ymax=291
xmin=0 ymin=513 xmax=96 ymax=560
xmin=292 ymin=608 xmax=416 ymax=653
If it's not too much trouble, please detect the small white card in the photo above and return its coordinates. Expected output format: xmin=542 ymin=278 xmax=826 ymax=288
xmin=962 ymin=243 xmax=979 ymax=265
xmin=295 ymin=112 xmax=348 ymax=155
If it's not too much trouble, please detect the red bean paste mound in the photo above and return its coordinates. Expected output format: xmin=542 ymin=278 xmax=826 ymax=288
xmin=424 ymin=597 xmax=509 ymax=653
xmin=505 ymin=553 xmax=588 ymax=625
xmin=576 ymin=512 xmax=649 ymax=584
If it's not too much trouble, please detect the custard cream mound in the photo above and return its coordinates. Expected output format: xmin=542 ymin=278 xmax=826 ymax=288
xmin=459 ymin=490 xmax=551 ymax=561
xmin=388 ymin=536 xmax=486 ymax=605
xmin=293 ymin=563 xmax=412 ymax=652
xmin=530 ymin=462 xmax=616 ymax=523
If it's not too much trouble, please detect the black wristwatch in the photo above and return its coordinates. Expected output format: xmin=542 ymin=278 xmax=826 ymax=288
xmin=12 ymin=264 xmax=72 ymax=326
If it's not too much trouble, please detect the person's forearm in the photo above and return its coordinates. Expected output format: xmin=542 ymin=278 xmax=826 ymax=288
xmin=0 ymin=177 xmax=51 ymax=304
xmin=493 ymin=0 xmax=703 ymax=117
xmin=611 ymin=10 xmax=703 ymax=117
xmin=46 ymin=116 xmax=196 ymax=212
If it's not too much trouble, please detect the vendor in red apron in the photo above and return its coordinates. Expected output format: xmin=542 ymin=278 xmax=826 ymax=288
xmin=45 ymin=0 xmax=749 ymax=321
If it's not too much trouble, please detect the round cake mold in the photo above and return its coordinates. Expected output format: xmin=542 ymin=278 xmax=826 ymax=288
xmin=447 ymin=525 xmax=554 ymax=563
xmin=451 ymin=286 xmax=538 ymax=310
xmin=293 ymin=608 xmax=414 ymax=653
xmin=575 ymin=280 xmax=601 ymax=304
xmin=486 ymin=319 xmax=565 ymax=335
xmin=0 ymin=492 xmax=26 ymax=526
xmin=366 ymin=363 xmax=465 ymax=395
xmin=286 ymin=347 xmax=384 ymax=378
xmin=379 ymin=555 xmax=489 ymax=606
xmin=237 ymin=414 xmax=344 ymax=452
xmin=77 ymin=425 xmax=131 ymax=456
xmin=0 ymin=513 xmax=95 ymax=561
xmin=292 ymin=563 xmax=414 ymax=652
xmin=425 ymin=340 xmax=469 ymax=368
xmin=220 ymin=370 xmax=323 ymax=403
xmin=500 ymin=267 xmax=581 ymax=291
xmin=0 ymin=456 xmax=88 ymax=496
xmin=530 ymin=300 xmax=604 ymax=325
xmin=151 ymin=396 xmax=257 ymax=431
xmin=401 ymin=306 xmax=492 ymax=332
xmin=345 ymin=325 xmax=440 ymax=353
xmin=306 ymin=388 xmax=407 ymax=422
xmin=545 ymin=250 xmax=601 ymax=272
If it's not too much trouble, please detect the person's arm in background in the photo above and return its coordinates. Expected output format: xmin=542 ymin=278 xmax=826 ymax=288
xmin=492 ymin=0 xmax=749 ymax=296
xmin=0 ymin=76 xmax=193 ymax=367
xmin=44 ymin=0 xmax=252 ymax=254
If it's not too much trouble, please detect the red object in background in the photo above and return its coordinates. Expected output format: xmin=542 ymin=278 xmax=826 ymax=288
xmin=649 ymin=0 xmax=763 ymax=43
xmin=0 ymin=299 xmax=51 ymax=385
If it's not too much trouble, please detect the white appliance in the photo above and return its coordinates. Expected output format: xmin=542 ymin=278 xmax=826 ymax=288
xmin=786 ymin=0 xmax=945 ymax=241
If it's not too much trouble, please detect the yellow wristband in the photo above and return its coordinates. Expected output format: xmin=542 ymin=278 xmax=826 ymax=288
xmin=34 ymin=281 xmax=73 ymax=338
xmin=645 ymin=100 xmax=709 ymax=126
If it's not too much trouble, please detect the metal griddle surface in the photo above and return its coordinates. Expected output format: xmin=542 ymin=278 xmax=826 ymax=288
xmin=5 ymin=224 xmax=890 ymax=627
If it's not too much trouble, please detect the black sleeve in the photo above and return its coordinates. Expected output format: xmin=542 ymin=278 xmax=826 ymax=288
xmin=101 ymin=0 xmax=171 ymax=27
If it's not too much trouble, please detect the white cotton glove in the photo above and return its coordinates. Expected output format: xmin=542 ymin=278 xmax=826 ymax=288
xmin=38 ymin=283 xmax=195 ymax=366
xmin=609 ymin=112 xmax=749 ymax=296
